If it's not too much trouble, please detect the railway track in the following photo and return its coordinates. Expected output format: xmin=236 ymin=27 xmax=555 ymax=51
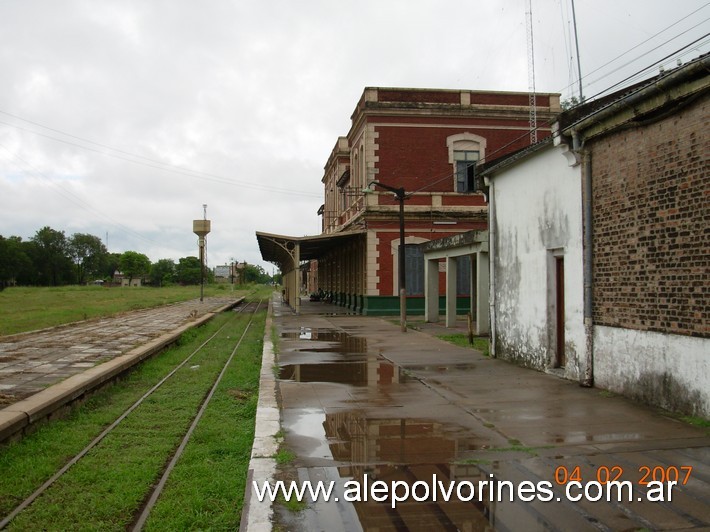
xmin=0 ymin=296 xmax=266 ymax=530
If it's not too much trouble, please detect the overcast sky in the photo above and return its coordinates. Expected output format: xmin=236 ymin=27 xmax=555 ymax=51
xmin=1 ymin=1 xmax=708 ymax=273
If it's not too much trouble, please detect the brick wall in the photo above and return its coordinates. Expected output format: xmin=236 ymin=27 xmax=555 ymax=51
xmin=378 ymin=89 xmax=460 ymax=104
xmin=376 ymin=89 xmax=551 ymax=107
xmin=471 ymin=92 xmax=545 ymax=106
xmin=591 ymin=94 xmax=709 ymax=338
xmin=374 ymin=124 xmax=537 ymax=192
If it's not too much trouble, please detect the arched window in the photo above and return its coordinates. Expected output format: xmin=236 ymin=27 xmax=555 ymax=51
xmin=447 ymin=133 xmax=487 ymax=193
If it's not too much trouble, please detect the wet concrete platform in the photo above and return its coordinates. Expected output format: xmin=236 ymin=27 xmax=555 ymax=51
xmin=248 ymin=295 xmax=710 ymax=531
xmin=0 ymin=297 xmax=240 ymax=440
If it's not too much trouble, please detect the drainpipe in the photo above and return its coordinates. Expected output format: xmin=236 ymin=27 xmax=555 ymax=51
xmin=487 ymin=180 xmax=497 ymax=358
xmin=574 ymin=131 xmax=594 ymax=387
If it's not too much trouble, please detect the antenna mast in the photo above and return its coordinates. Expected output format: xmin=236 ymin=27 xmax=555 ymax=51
xmin=526 ymin=0 xmax=538 ymax=144
xmin=571 ymin=0 xmax=584 ymax=102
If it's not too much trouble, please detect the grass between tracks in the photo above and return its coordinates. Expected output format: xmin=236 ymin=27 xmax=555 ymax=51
xmin=0 ymin=301 xmax=267 ymax=530
xmin=0 ymin=284 xmax=246 ymax=336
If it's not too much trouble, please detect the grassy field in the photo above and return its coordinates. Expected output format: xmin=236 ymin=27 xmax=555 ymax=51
xmin=0 ymin=302 xmax=267 ymax=530
xmin=0 ymin=284 xmax=246 ymax=336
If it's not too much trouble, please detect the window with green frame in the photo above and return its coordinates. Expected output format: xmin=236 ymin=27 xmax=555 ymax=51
xmin=454 ymin=150 xmax=480 ymax=192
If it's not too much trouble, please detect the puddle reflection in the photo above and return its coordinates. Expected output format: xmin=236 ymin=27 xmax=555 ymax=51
xmin=281 ymin=408 xmax=333 ymax=459
xmin=279 ymin=359 xmax=401 ymax=386
xmin=337 ymin=463 xmax=494 ymax=531
xmin=284 ymin=408 xmax=497 ymax=530
xmin=281 ymin=328 xmax=367 ymax=354
xmin=324 ymin=412 xmax=482 ymax=464
xmin=405 ymin=363 xmax=477 ymax=372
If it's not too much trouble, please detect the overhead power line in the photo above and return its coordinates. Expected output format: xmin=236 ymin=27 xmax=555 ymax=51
xmin=0 ymin=111 xmax=321 ymax=198
xmin=410 ymin=40 xmax=709 ymax=198
xmin=583 ymin=32 xmax=709 ymax=101
xmin=579 ymin=4 xmax=709 ymax=84
xmin=556 ymin=3 xmax=710 ymax=100
xmin=0 ymin=141 xmax=162 ymax=246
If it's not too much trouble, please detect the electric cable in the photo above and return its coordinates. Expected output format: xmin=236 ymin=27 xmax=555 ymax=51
xmin=0 ymin=113 xmax=321 ymax=198
xmin=0 ymin=142 xmax=161 ymax=246
xmin=555 ymin=4 xmax=710 ymax=100
xmin=401 ymin=40 xmax=710 ymax=199
xmin=581 ymin=33 xmax=709 ymax=103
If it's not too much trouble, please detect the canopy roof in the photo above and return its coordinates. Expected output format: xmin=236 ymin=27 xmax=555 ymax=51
xmin=256 ymin=230 xmax=365 ymax=272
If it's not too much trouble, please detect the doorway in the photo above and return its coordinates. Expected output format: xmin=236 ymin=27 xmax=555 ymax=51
xmin=555 ymin=256 xmax=566 ymax=368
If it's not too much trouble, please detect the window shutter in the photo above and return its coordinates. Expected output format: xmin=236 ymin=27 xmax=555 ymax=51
xmin=404 ymin=245 xmax=424 ymax=296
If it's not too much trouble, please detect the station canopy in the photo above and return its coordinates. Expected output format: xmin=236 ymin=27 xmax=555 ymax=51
xmin=256 ymin=230 xmax=365 ymax=271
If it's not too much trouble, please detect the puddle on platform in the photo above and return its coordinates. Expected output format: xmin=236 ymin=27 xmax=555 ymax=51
xmin=282 ymin=408 xmax=499 ymax=529
xmin=325 ymin=413 xmax=483 ymax=463
xmin=282 ymin=406 xmax=609 ymax=531
xmin=285 ymin=408 xmax=486 ymax=465
xmin=279 ymin=359 xmax=402 ymax=386
xmin=281 ymin=328 xmax=366 ymax=354
xmin=282 ymin=407 xmax=333 ymax=459
xmin=405 ymin=363 xmax=477 ymax=372
xmin=336 ymin=463 xmax=497 ymax=531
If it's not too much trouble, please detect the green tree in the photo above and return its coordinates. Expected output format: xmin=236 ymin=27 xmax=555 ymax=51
xmin=175 ymin=256 xmax=202 ymax=285
xmin=242 ymin=263 xmax=270 ymax=284
xmin=15 ymin=239 xmax=40 ymax=285
xmin=68 ymin=233 xmax=108 ymax=284
xmin=30 ymin=226 xmax=73 ymax=286
xmin=118 ymin=251 xmax=151 ymax=286
xmin=104 ymin=252 xmax=122 ymax=281
xmin=0 ymin=236 xmax=32 ymax=289
xmin=150 ymin=259 xmax=176 ymax=287
xmin=561 ymin=96 xmax=582 ymax=110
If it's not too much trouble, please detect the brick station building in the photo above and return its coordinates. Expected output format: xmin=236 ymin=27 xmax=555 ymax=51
xmin=257 ymin=86 xmax=561 ymax=315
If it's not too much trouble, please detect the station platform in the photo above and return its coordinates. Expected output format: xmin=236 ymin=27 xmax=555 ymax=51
xmin=4 ymin=294 xmax=709 ymax=530
xmin=0 ymin=296 xmax=240 ymax=441
xmin=244 ymin=295 xmax=710 ymax=531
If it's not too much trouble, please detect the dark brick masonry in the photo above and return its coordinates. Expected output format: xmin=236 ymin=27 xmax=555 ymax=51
xmin=590 ymin=94 xmax=709 ymax=338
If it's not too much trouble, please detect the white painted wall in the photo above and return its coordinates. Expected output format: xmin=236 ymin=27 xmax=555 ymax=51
xmin=491 ymin=143 xmax=585 ymax=380
xmin=594 ymin=326 xmax=710 ymax=417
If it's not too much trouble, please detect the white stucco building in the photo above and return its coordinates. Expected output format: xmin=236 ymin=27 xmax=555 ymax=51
xmin=484 ymin=140 xmax=586 ymax=381
xmin=481 ymin=56 xmax=709 ymax=417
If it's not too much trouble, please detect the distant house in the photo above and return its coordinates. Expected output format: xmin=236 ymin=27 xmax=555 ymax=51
xmin=214 ymin=265 xmax=231 ymax=282
xmin=481 ymin=54 xmax=709 ymax=417
xmin=113 ymin=270 xmax=143 ymax=287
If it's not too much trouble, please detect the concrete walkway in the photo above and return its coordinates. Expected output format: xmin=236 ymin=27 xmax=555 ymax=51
xmin=245 ymin=295 xmax=710 ymax=531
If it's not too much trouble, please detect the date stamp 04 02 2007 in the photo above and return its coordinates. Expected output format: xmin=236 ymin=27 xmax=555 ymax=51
xmin=554 ymin=465 xmax=694 ymax=487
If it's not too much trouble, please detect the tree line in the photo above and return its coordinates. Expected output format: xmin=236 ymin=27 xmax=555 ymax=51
xmin=0 ymin=226 xmax=270 ymax=289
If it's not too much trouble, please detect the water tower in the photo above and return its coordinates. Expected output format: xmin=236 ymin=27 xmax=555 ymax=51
xmin=193 ymin=204 xmax=211 ymax=302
